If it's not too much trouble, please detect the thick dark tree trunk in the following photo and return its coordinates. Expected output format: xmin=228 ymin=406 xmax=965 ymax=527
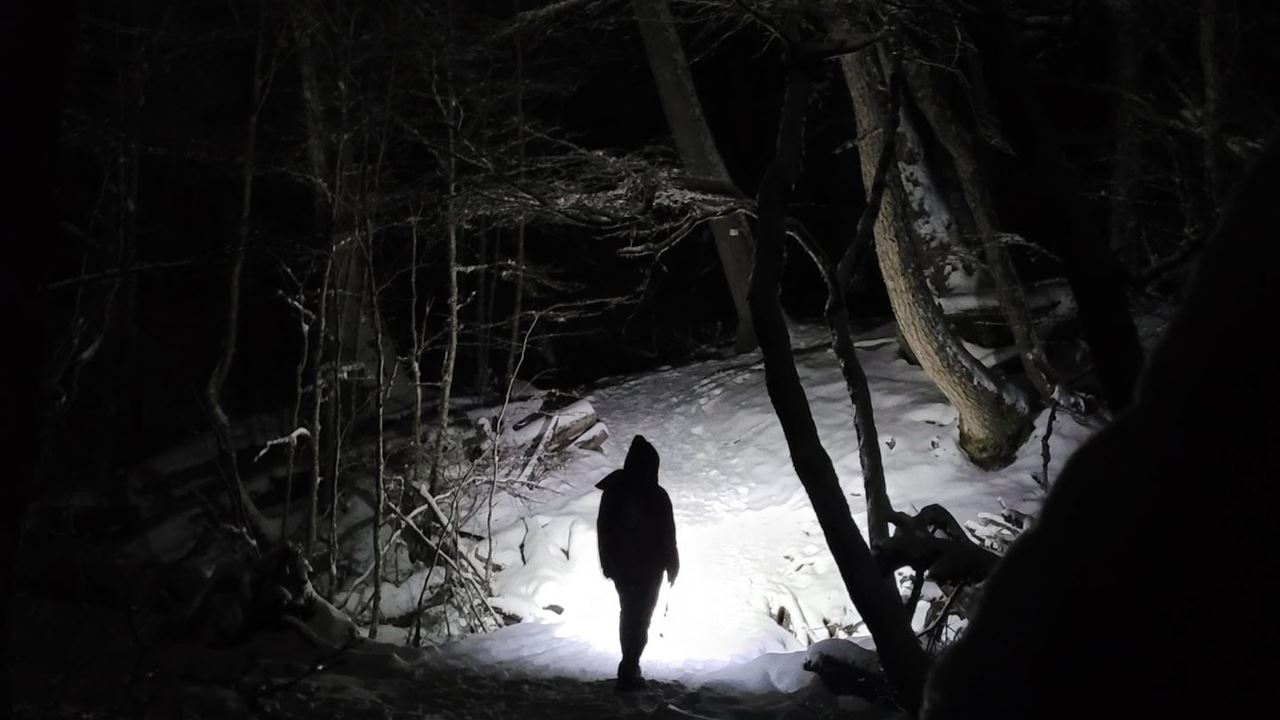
xmin=922 ymin=129 xmax=1280 ymax=720
xmin=1004 ymin=34 xmax=1144 ymax=410
xmin=750 ymin=60 xmax=930 ymax=714
xmin=791 ymin=67 xmax=904 ymax=548
xmin=632 ymin=0 xmax=757 ymax=353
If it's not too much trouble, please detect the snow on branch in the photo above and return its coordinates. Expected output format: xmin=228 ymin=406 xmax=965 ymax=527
xmin=253 ymin=427 xmax=310 ymax=463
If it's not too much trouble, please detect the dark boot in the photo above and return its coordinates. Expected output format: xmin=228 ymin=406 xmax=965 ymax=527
xmin=614 ymin=663 xmax=647 ymax=693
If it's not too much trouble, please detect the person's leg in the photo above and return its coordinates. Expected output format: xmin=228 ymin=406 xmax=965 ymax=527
xmin=616 ymin=574 xmax=663 ymax=690
xmin=616 ymin=579 xmax=643 ymax=687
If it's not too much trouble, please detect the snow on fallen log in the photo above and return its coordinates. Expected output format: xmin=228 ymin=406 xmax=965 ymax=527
xmin=495 ymin=397 xmax=605 ymax=453
xmin=573 ymin=421 xmax=608 ymax=451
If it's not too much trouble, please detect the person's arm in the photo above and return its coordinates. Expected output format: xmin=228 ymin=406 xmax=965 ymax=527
xmin=661 ymin=491 xmax=679 ymax=585
xmin=597 ymin=491 xmax=617 ymax=579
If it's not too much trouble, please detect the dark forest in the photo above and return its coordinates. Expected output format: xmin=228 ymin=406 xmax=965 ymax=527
xmin=4 ymin=0 xmax=1278 ymax=717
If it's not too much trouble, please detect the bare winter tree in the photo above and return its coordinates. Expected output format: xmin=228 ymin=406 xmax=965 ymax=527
xmin=842 ymin=41 xmax=1032 ymax=469
xmin=743 ymin=10 xmax=932 ymax=710
xmin=205 ymin=8 xmax=274 ymax=541
xmin=633 ymin=0 xmax=758 ymax=353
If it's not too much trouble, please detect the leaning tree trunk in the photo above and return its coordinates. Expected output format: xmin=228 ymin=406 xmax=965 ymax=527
xmin=750 ymin=57 xmax=930 ymax=713
xmin=632 ymin=0 xmax=757 ymax=353
xmin=841 ymin=50 xmax=1032 ymax=469
xmin=903 ymin=59 xmax=1055 ymax=401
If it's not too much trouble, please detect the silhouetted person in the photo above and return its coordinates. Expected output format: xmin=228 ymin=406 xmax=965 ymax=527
xmin=596 ymin=435 xmax=679 ymax=692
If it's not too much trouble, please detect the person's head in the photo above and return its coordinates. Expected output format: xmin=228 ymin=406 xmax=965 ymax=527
xmin=623 ymin=435 xmax=659 ymax=480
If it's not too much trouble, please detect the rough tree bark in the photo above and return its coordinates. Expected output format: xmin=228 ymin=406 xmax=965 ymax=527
xmin=749 ymin=50 xmax=930 ymax=712
xmin=904 ymin=59 xmax=1055 ymax=401
xmin=841 ymin=50 xmax=1031 ymax=469
xmin=632 ymin=0 xmax=757 ymax=353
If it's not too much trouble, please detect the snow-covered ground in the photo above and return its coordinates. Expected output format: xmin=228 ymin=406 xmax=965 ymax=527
xmin=17 ymin=321 xmax=1100 ymax=719
xmin=406 ymin=321 xmax=1094 ymax=698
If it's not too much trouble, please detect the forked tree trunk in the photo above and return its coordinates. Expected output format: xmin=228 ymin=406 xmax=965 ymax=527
xmin=750 ymin=57 xmax=930 ymax=714
xmin=841 ymin=50 xmax=1032 ymax=469
xmin=632 ymin=0 xmax=757 ymax=353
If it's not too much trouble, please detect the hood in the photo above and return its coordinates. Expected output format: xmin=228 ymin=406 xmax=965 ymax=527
xmin=623 ymin=435 xmax=659 ymax=481
xmin=596 ymin=435 xmax=660 ymax=489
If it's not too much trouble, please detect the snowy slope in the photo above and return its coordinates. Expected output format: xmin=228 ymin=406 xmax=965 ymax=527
xmin=415 ymin=322 xmax=1095 ymax=693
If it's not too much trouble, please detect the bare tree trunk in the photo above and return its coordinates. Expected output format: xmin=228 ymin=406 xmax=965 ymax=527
xmin=749 ymin=59 xmax=930 ymax=713
xmin=205 ymin=13 xmax=271 ymax=541
xmin=296 ymin=6 xmax=331 ymax=557
xmin=904 ymin=60 xmax=1055 ymax=400
xmin=367 ymin=247 xmax=386 ymax=640
xmin=842 ymin=50 xmax=1031 ymax=469
xmin=409 ymin=213 xmax=425 ymax=497
xmin=430 ymin=70 xmax=461 ymax=497
xmin=632 ymin=0 xmax=757 ymax=353
xmin=307 ymin=259 xmax=330 ymax=554
xmin=282 ymin=275 xmax=311 ymax=541
xmin=329 ymin=291 xmax=343 ymax=591
xmin=475 ymin=224 xmax=491 ymax=397
xmin=506 ymin=23 xmax=528 ymax=389
xmin=831 ymin=67 xmax=902 ymax=547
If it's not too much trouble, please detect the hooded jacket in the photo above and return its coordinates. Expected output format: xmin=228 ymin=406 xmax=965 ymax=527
xmin=596 ymin=435 xmax=679 ymax=584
